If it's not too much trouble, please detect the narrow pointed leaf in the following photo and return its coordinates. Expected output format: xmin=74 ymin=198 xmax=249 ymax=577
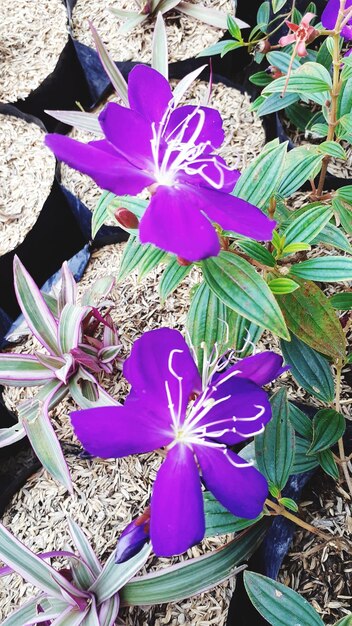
xmin=173 ymin=65 xmax=207 ymax=105
xmin=58 ymin=304 xmax=90 ymax=354
xmin=67 ymin=519 xmax=102 ymax=578
xmin=234 ymin=142 xmax=287 ymax=209
xmin=90 ymin=23 xmax=128 ymax=105
xmin=1 ymin=597 xmax=63 ymax=626
xmin=277 ymin=148 xmax=323 ymax=197
xmin=58 ymin=263 xmax=78 ymax=312
xmin=268 ymin=278 xmax=299 ymax=295
xmin=98 ymin=596 xmax=120 ymax=626
xmin=244 ymin=571 xmax=325 ymax=626
xmin=14 ymin=256 xmax=59 ymax=356
xmin=45 ymin=110 xmax=101 ymax=134
xmin=288 ymin=403 xmax=313 ymax=440
xmin=159 ymin=257 xmax=192 ymax=301
xmin=0 ymin=422 xmax=26 ymax=447
xmin=81 ymin=276 xmax=115 ymax=307
xmin=50 ymin=606 xmax=88 ymax=625
xmin=202 ymin=252 xmax=289 ymax=339
xmin=152 ymin=12 xmax=168 ymax=79
xmin=312 ymin=222 xmax=352 ymax=253
xmin=121 ymin=523 xmax=266 ymax=606
xmin=0 ymin=354 xmax=55 ymax=386
xmin=117 ymin=237 xmax=158 ymax=282
xmin=90 ymin=543 xmax=151 ymax=604
xmin=318 ymin=448 xmax=339 ymax=480
xmin=176 ymin=1 xmax=249 ymax=29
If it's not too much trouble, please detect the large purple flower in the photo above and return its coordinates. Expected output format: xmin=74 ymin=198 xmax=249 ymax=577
xmin=45 ymin=66 xmax=275 ymax=261
xmin=322 ymin=0 xmax=352 ymax=39
xmin=71 ymin=328 xmax=287 ymax=557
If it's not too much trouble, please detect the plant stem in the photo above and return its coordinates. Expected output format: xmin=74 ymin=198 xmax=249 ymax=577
xmin=335 ymin=360 xmax=352 ymax=497
xmin=265 ymin=499 xmax=348 ymax=547
xmin=316 ymin=2 xmax=345 ymax=197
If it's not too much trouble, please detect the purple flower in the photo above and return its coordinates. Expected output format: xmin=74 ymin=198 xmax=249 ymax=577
xmin=45 ymin=66 xmax=275 ymax=262
xmin=322 ymin=0 xmax=352 ymax=39
xmin=71 ymin=328 xmax=287 ymax=557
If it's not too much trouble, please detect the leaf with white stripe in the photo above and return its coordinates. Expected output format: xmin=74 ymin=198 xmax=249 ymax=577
xmin=0 ymin=354 xmax=54 ymax=386
xmin=90 ymin=23 xmax=128 ymax=105
xmin=45 ymin=110 xmax=101 ymax=134
xmin=67 ymin=519 xmax=102 ymax=578
xmin=0 ymin=422 xmax=26 ymax=447
xmin=69 ymin=368 xmax=119 ymax=408
xmin=58 ymin=304 xmax=90 ymax=354
xmin=152 ymin=12 xmax=168 ymax=79
xmin=14 ymin=256 xmax=59 ymax=356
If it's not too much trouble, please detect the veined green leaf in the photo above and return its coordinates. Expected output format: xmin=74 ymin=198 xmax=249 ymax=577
xmin=283 ymin=205 xmax=333 ymax=245
xmin=280 ymin=333 xmax=334 ymax=402
xmin=14 ymin=256 xmax=59 ymax=356
xmin=332 ymin=197 xmax=352 ymax=235
xmin=204 ymin=491 xmax=262 ymax=537
xmin=263 ymin=62 xmax=332 ymax=94
xmin=121 ymin=523 xmax=266 ymax=606
xmin=159 ymin=257 xmax=192 ymax=301
xmin=117 ymin=237 xmax=157 ymax=282
xmin=318 ymin=448 xmax=339 ymax=480
xmin=312 ymin=222 xmax=352 ymax=253
xmin=90 ymin=24 xmax=128 ymax=104
xmin=277 ymin=148 xmax=323 ymax=197
xmin=268 ymin=278 xmax=299 ymax=294
xmin=234 ymin=142 xmax=287 ymax=209
xmin=244 ymin=571 xmax=325 ymax=626
xmin=271 ymin=0 xmax=287 ymax=12
xmin=318 ymin=141 xmax=347 ymax=160
xmin=308 ymin=408 xmax=346 ymax=455
xmin=257 ymin=93 xmax=300 ymax=116
xmin=201 ymin=252 xmax=289 ymax=339
xmin=288 ymin=403 xmax=313 ymax=440
xmin=228 ymin=312 xmax=263 ymax=356
xmin=58 ymin=304 xmax=90 ymax=354
xmin=186 ymin=281 xmax=228 ymax=376
xmin=290 ymin=256 xmax=352 ymax=282
xmin=138 ymin=247 xmax=167 ymax=279
xmin=255 ymin=388 xmax=295 ymax=491
xmin=282 ymin=242 xmax=311 ymax=255
xmin=237 ymin=239 xmax=276 ymax=267
xmin=267 ymin=51 xmax=301 ymax=73
xmin=293 ymin=436 xmax=320 ymax=473
xmin=276 ymin=277 xmax=346 ymax=359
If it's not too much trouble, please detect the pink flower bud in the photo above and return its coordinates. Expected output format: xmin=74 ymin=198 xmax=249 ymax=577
xmin=114 ymin=207 xmax=139 ymax=229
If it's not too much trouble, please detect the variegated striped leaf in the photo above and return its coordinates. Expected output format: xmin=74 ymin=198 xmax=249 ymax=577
xmin=0 ymin=354 xmax=54 ymax=386
xmin=58 ymin=304 xmax=91 ymax=355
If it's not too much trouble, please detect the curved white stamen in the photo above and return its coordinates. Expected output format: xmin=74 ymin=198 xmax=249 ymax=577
xmin=184 ymin=393 xmax=231 ymax=434
xmin=166 ymin=349 xmax=184 ymax=428
xmin=235 ymin=423 xmax=265 ymax=438
xmin=223 ymin=449 xmax=254 ymax=468
xmin=235 ymin=405 xmax=265 ymax=422
xmin=215 ymin=369 xmax=241 ymax=387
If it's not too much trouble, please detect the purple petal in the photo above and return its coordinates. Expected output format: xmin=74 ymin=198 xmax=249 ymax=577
xmin=115 ymin=508 xmax=150 ymax=564
xmin=164 ymin=105 xmax=225 ymax=149
xmin=193 ymin=378 xmax=271 ymax=445
xmin=123 ymin=328 xmax=201 ymax=422
xmin=191 ymin=185 xmax=276 ymax=241
xmin=98 ymin=102 xmax=154 ymax=169
xmin=195 ymin=445 xmax=268 ymax=519
xmin=150 ymin=444 xmax=205 ymax=556
xmin=139 ymin=185 xmax=221 ymax=261
xmin=128 ymin=65 xmax=173 ymax=123
xmin=215 ymin=352 xmax=288 ymax=387
xmin=45 ymin=135 xmax=154 ymax=195
xmin=176 ymin=156 xmax=240 ymax=193
xmin=322 ymin=0 xmax=352 ymax=32
xmin=342 ymin=23 xmax=352 ymax=39
xmin=70 ymin=404 xmax=173 ymax=458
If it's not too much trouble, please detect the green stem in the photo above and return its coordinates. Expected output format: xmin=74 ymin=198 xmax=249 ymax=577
xmin=335 ymin=361 xmax=352 ymax=497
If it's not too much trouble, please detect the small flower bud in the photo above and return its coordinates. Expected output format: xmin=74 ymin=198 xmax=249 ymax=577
xmin=176 ymin=256 xmax=192 ymax=266
xmin=114 ymin=207 xmax=139 ymax=229
xmin=266 ymin=66 xmax=284 ymax=79
xmin=257 ymin=39 xmax=271 ymax=54
xmin=115 ymin=507 xmax=151 ymax=564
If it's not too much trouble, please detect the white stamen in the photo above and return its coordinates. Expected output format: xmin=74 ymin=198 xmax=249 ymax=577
xmin=223 ymin=449 xmax=254 ymax=468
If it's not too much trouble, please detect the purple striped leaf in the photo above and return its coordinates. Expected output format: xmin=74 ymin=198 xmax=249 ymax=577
xmin=45 ymin=110 xmax=101 ymax=135
xmin=58 ymin=304 xmax=91 ymax=355
xmin=81 ymin=276 xmax=115 ymax=307
xmin=13 ymin=256 xmax=60 ymax=356
xmin=0 ymin=354 xmax=54 ymax=386
xmin=67 ymin=519 xmax=102 ymax=578
xmin=90 ymin=23 xmax=129 ymax=105
xmin=0 ymin=422 xmax=26 ymax=447
xmin=98 ymin=596 xmax=120 ymax=626
xmin=58 ymin=263 xmax=78 ymax=314
xmin=69 ymin=367 xmax=119 ymax=408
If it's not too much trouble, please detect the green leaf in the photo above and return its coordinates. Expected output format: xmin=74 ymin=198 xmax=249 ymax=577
xmin=271 ymin=0 xmax=287 ymax=12
xmin=202 ymin=252 xmax=289 ymax=339
xmin=310 ymin=122 xmax=329 ymax=137
xmin=228 ymin=311 xmax=263 ymax=356
xmin=333 ymin=197 xmax=352 ymax=235
xmin=234 ymin=142 xmax=287 ymax=210
xmin=318 ymin=141 xmax=347 ymax=160
xmin=334 ymin=615 xmax=352 ymax=625
xmin=237 ymin=240 xmax=276 ymax=267
xmin=290 ymin=256 xmax=352 ymax=282
xmin=197 ymin=39 xmax=236 ymax=58
xmin=336 ymin=185 xmax=352 ymax=203
xmin=244 ymin=571 xmax=325 ymax=626
xmin=263 ymin=62 xmax=332 ymax=94
xmin=255 ymin=389 xmax=295 ymax=491
xmin=58 ymin=303 xmax=90 ymax=354
xmin=312 ymin=222 xmax=352 ymax=253
xmin=278 ymin=497 xmax=298 ymax=512
xmin=288 ymin=403 xmax=313 ymax=440
xmin=276 ymin=277 xmax=346 ymax=359
xmin=257 ymin=1 xmax=270 ymax=30
xmin=138 ymin=247 xmax=167 ymax=279
xmin=339 ymin=113 xmax=352 ymax=135
xmin=268 ymin=278 xmax=299 ymax=294
xmin=284 ymin=205 xmax=333 ymax=246
xmin=121 ymin=523 xmax=267 ymax=606
xmin=0 ymin=354 xmax=55 ymax=387
xmin=282 ymin=242 xmax=311 ymax=255
xmin=308 ymin=408 xmax=346 ymax=455
xmin=281 ymin=333 xmax=334 ymax=402
xmin=293 ymin=436 xmax=320 ymax=473
xmin=330 ymin=292 xmax=352 ymax=310
xmin=267 ymin=51 xmax=301 ymax=73
xmin=249 ymin=71 xmax=273 ymax=87
xmin=159 ymin=257 xmax=192 ymax=301
xmin=227 ymin=14 xmax=242 ymax=40
xmin=152 ymin=12 xmax=168 ymax=78
xmin=204 ymin=492 xmax=262 ymax=537
xmin=117 ymin=237 xmax=158 ymax=282
xmin=318 ymin=448 xmax=339 ymax=480
xmin=257 ymin=93 xmax=300 ymax=116
xmin=277 ymin=148 xmax=323 ymax=197
xmin=14 ymin=256 xmax=60 ymax=356
xmin=90 ymin=24 xmax=129 ymax=104
xmin=186 ymin=282 xmax=228 ymax=376
xmin=67 ymin=519 xmax=102 ymax=578
xmin=92 ymin=192 xmax=117 ymax=239
xmin=285 ymin=102 xmax=315 ymax=133
xmin=316 ymin=38 xmax=333 ymax=70
xmin=92 ymin=193 xmax=147 ymax=238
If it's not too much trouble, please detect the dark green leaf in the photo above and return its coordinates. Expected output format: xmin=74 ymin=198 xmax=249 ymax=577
xmin=318 ymin=448 xmax=339 ymax=480
xmin=278 ymin=497 xmax=298 ymax=512
xmin=257 ymin=1 xmax=270 ymax=30
xmin=204 ymin=492 xmax=261 ymax=536
xmin=316 ymin=38 xmax=333 ymax=70
xmin=293 ymin=437 xmax=320 ymax=473
xmin=244 ymin=571 xmax=325 ymax=626
xmin=288 ymin=402 xmax=313 ymax=440
xmin=312 ymin=222 xmax=352 ymax=253
xmin=332 ymin=197 xmax=352 ymax=235
xmin=285 ymin=102 xmax=314 ymax=132
xmin=228 ymin=311 xmax=263 ymax=356
xmin=334 ymin=614 xmax=352 ymax=625
xmin=266 ymin=51 xmax=301 ymax=73
xmin=268 ymin=278 xmax=299 ymax=294
xmin=255 ymin=388 xmax=295 ymax=491
xmin=117 ymin=237 xmax=159 ymax=282
xmin=308 ymin=408 xmax=346 ymax=455
xmin=237 ymin=240 xmax=276 ymax=267
xmin=271 ymin=0 xmax=287 ymax=12
xmin=276 ymin=277 xmax=346 ymax=359
xmin=249 ymin=71 xmax=273 ymax=87
xmin=234 ymin=142 xmax=287 ymax=210
xmin=257 ymin=93 xmax=300 ymax=116
xmin=329 ymin=292 xmax=352 ymax=310
xmin=262 ymin=62 xmax=332 ymax=94
xmin=281 ymin=333 xmax=334 ymax=402
xmin=277 ymin=148 xmax=323 ymax=197
xmin=202 ymin=252 xmax=289 ymax=339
